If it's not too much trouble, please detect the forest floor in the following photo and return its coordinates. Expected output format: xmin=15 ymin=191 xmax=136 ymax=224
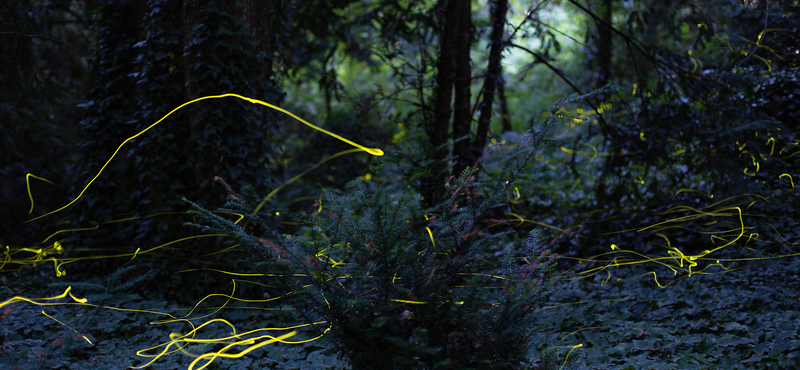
xmin=2 ymin=255 xmax=799 ymax=369
xmin=535 ymin=255 xmax=800 ymax=370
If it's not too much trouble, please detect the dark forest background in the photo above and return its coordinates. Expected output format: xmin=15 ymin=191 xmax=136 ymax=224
xmin=1 ymin=0 xmax=799 ymax=369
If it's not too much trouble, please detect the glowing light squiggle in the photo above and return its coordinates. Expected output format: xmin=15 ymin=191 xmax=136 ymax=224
xmin=25 ymin=93 xmax=383 ymax=223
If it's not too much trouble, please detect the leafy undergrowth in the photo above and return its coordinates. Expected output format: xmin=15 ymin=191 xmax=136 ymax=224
xmin=0 ymin=280 xmax=346 ymax=370
xmin=536 ymin=256 xmax=800 ymax=370
xmin=3 ymin=256 xmax=800 ymax=369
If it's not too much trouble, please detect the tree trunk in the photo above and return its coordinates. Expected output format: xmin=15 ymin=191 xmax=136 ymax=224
xmin=592 ymin=0 xmax=615 ymax=205
xmin=593 ymin=0 xmax=612 ymax=90
xmin=423 ymin=0 xmax=463 ymax=208
xmin=473 ymin=0 xmax=508 ymax=160
xmin=498 ymin=73 xmax=512 ymax=132
xmin=451 ymin=0 xmax=473 ymax=176
xmin=238 ymin=0 xmax=282 ymax=136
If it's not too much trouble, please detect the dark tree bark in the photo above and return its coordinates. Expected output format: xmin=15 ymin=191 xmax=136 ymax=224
xmin=182 ymin=0 xmax=210 ymax=189
xmin=72 ymin=0 xmax=144 ymax=228
xmin=431 ymin=0 xmax=459 ymax=154
xmin=423 ymin=0 xmax=462 ymax=208
xmin=451 ymin=0 xmax=473 ymax=176
xmin=179 ymin=0 xmax=281 ymax=192
xmin=238 ymin=0 xmax=283 ymax=148
xmin=102 ymin=0 xmax=281 ymax=249
xmin=591 ymin=0 xmax=616 ymax=206
xmin=593 ymin=0 xmax=613 ymax=90
xmin=239 ymin=0 xmax=281 ymax=82
xmin=498 ymin=72 xmax=512 ymax=132
xmin=473 ymin=0 xmax=508 ymax=160
xmin=182 ymin=0 xmax=198 ymax=101
xmin=66 ymin=0 xmax=146 ymax=261
xmin=421 ymin=0 xmax=474 ymax=207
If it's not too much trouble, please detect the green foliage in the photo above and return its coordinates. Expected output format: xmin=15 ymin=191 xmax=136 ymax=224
xmin=185 ymin=119 xmax=562 ymax=369
xmin=537 ymin=258 xmax=800 ymax=370
xmin=3 ymin=1 xmax=799 ymax=369
xmin=0 ymin=278 xmax=333 ymax=370
xmin=495 ymin=1 xmax=800 ymax=260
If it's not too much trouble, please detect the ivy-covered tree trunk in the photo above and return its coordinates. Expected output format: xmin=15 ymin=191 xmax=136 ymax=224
xmin=127 ymin=0 xmax=281 ymax=245
xmin=239 ymin=0 xmax=283 ymax=115
xmin=72 ymin=0 xmax=282 ymax=272
xmin=71 ymin=0 xmax=145 ymax=253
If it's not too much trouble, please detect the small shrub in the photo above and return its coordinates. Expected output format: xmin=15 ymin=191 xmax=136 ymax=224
xmin=182 ymin=94 xmax=607 ymax=369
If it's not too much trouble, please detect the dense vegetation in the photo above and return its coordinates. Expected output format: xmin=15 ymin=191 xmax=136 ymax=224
xmin=1 ymin=0 xmax=798 ymax=369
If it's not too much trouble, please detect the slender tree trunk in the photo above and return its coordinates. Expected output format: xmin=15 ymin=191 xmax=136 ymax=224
xmin=431 ymin=0 xmax=459 ymax=153
xmin=593 ymin=0 xmax=612 ymax=90
xmin=592 ymin=0 xmax=615 ymax=206
xmin=423 ymin=0 xmax=461 ymax=208
xmin=451 ymin=0 xmax=473 ymax=176
xmin=473 ymin=0 xmax=508 ymax=160
xmin=498 ymin=73 xmax=511 ymax=132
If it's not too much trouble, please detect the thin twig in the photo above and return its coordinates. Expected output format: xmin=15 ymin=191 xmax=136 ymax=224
xmin=0 ymin=31 xmax=65 ymax=45
xmin=737 ymin=0 xmax=770 ymax=69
